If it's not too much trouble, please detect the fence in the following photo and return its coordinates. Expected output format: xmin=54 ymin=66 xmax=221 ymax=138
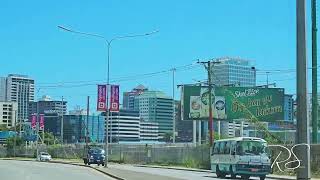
xmin=1 ymin=143 xmax=320 ymax=171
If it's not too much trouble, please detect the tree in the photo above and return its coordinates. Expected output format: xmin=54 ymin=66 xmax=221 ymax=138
xmin=163 ymin=132 xmax=173 ymax=142
xmin=0 ymin=125 xmax=9 ymax=131
xmin=43 ymin=132 xmax=56 ymax=145
xmin=6 ymin=136 xmax=24 ymax=149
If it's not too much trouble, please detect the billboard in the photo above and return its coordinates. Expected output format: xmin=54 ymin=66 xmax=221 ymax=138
xmin=181 ymin=85 xmax=284 ymax=121
xmin=110 ymin=85 xmax=120 ymax=112
xmin=97 ymin=85 xmax=107 ymax=111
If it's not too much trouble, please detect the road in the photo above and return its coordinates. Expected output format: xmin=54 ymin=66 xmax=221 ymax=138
xmin=0 ymin=160 xmax=115 ymax=180
xmin=104 ymin=164 xmax=277 ymax=180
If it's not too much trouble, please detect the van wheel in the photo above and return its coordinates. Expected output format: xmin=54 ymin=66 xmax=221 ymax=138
xmin=230 ymin=166 xmax=236 ymax=179
xmin=216 ymin=166 xmax=226 ymax=178
xmin=260 ymin=175 xmax=266 ymax=180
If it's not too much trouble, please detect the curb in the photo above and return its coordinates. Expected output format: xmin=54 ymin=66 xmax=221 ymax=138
xmin=135 ymin=164 xmax=211 ymax=173
xmin=0 ymin=158 xmax=124 ymax=180
xmin=135 ymin=164 xmax=294 ymax=180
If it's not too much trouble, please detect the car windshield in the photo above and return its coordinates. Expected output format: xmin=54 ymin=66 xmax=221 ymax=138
xmin=236 ymin=141 xmax=268 ymax=156
xmin=41 ymin=153 xmax=49 ymax=155
xmin=89 ymin=149 xmax=104 ymax=154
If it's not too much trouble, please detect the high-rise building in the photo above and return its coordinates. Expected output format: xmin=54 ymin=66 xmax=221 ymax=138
xmin=211 ymin=57 xmax=256 ymax=87
xmin=123 ymin=85 xmax=148 ymax=110
xmin=0 ymin=102 xmax=18 ymax=128
xmin=0 ymin=77 xmax=6 ymax=101
xmin=3 ymin=74 xmax=35 ymax=122
xmin=28 ymin=95 xmax=67 ymax=116
xmin=134 ymin=91 xmax=173 ymax=137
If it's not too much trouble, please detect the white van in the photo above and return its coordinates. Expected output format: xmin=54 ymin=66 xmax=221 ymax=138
xmin=211 ymin=137 xmax=271 ymax=180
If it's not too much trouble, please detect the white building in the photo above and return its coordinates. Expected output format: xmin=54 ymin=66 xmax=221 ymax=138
xmin=1 ymin=74 xmax=35 ymax=122
xmin=106 ymin=109 xmax=159 ymax=142
xmin=140 ymin=121 xmax=159 ymax=141
xmin=0 ymin=102 xmax=18 ymax=128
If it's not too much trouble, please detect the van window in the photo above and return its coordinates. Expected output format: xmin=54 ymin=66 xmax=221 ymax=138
xmin=225 ymin=141 xmax=230 ymax=154
xmin=213 ymin=142 xmax=219 ymax=154
xmin=219 ymin=142 xmax=225 ymax=154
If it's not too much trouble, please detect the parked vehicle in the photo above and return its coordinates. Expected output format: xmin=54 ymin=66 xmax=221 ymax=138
xmin=83 ymin=147 xmax=105 ymax=166
xmin=37 ymin=152 xmax=52 ymax=161
xmin=211 ymin=137 xmax=271 ymax=180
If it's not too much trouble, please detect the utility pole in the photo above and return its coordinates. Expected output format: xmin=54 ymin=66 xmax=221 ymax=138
xmin=61 ymin=96 xmax=64 ymax=143
xmin=13 ymin=110 xmax=17 ymax=157
xmin=312 ymin=0 xmax=318 ymax=144
xmin=36 ymin=100 xmax=40 ymax=158
xmin=198 ymin=60 xmax=220 ymax=146
xmin=172 ymin=68 xmax=176 ymax=143
xmin=86 ymin=96 xmax=90 ymax=148
xmin=266 ymin=72 xmax=270 ymax=88
xmin=296 ymin=0 xmax=311 ymax=179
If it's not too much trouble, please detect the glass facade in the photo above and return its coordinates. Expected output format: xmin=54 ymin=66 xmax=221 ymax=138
xmin=211 ymin=58 xmax=256 ymax=87
xmin=135 ymin=91 xmax=174 ymax=137
xmin=44 ymin=114 xmax=105 ymax=143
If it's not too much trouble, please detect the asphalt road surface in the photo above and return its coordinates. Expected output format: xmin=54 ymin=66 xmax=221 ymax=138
xmin=107 ymin=164 xmax=276 ymax=180
xmin=0 ymin=160 xmax=115 ymax=180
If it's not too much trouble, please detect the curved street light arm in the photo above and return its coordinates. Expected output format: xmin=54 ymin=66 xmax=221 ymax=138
xmin=58 ymin=25 xmax=159 ymax=45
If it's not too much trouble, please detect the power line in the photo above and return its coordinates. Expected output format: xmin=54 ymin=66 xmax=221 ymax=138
xmin=37 ymin=63 xmax=200 ymax=89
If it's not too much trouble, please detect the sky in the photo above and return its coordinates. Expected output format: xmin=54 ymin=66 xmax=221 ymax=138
xmin=0 ymin=0 xmax=318 ymax=113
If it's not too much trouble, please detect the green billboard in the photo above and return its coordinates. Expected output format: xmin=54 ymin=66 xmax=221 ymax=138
xmin=181 ymin=85 xmax=284 ymax=121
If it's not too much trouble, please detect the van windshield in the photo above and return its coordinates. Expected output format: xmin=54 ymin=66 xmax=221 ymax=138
xmin=236 ymin=141 xmax=267 ymax=156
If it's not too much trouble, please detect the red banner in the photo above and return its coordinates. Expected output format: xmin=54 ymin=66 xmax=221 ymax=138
xmin=31 ymin=114 xmax=37 ymax=130
xmin=110 ymin=85 xmax=120 ymax=112
xmin=39 ymin=114 xmax=44 ymax=130
xmin=97 ymin=85 xmax=107 ymax=111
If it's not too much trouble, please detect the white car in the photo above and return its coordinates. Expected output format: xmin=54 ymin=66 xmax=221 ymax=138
xmin=38 ymin=152 xmax=52 ymax=161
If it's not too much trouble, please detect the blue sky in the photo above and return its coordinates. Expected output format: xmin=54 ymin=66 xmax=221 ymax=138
xmin=0 ymin=0 xmax=317 ymax=112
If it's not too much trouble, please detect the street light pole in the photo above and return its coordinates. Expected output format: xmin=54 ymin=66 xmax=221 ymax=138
xmin=58 ymin=26 xmax=158 ymax=167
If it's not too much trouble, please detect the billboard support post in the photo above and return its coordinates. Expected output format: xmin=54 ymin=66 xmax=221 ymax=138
xmin=193 ymin=121 xmax=196 ymax=145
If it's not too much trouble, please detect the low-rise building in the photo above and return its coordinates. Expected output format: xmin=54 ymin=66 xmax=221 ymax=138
xmin=140 ymin=121 xmax=159 ymax=141
xmin=0 ymin=102 xmax=18 ymax=128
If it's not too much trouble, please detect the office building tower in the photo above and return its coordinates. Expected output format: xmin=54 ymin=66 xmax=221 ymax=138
xmin=211 ymin=57 xmax=256 ymax=87
xmin=4 ymin=74 xmax=34 ymax=122
xmin=123 ymin=85 xmax=148 ymax=110
xmin=28 ymin=95 xmax=67 ymax=116
xmin=134 ymin=91 xmax=173 ymax=137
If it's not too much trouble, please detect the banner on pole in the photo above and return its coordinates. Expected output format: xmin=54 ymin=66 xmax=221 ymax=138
xmin=97 ymin=85 xmax=107 ymax=111
xmin=31 ymin=114 xmax=37 ymax=130
xmin=110 ymin=85 xmax=120 ymax=112
xmin=39 ymin=114 xmax=44 ymax=130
